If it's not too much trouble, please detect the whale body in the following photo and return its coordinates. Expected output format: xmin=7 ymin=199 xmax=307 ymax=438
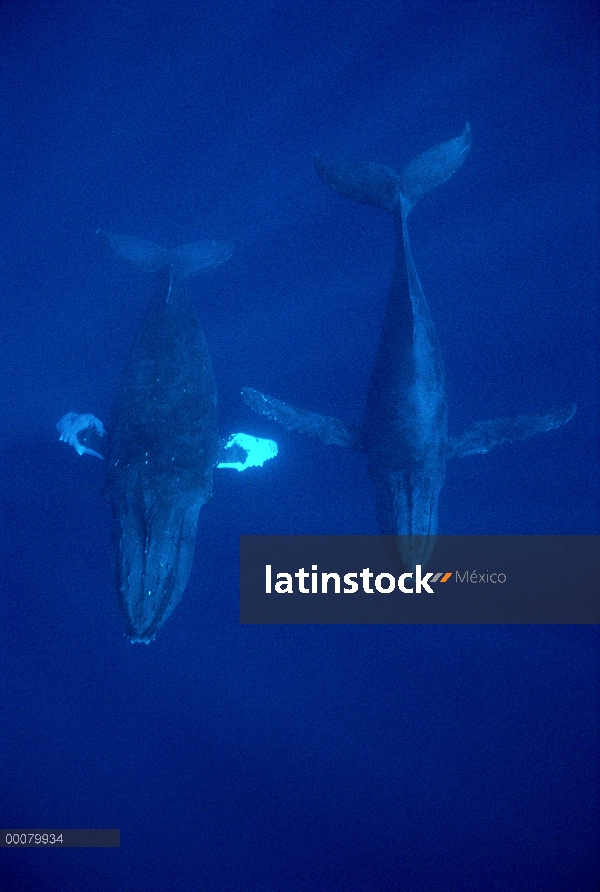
xmin=58 ymin=233 xmax=279 ymax=642
xmin=100 ymin=231 xmax=232 ymax=642
xmin=242 ymin=126 xmax=575 ymax=569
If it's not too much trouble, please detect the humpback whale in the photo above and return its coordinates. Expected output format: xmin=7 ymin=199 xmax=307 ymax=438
xmin=101 ymin=231 xmax=229 ymax=643
xmin=242 ymin=126 xmax=575 ymax=569
xmin=58 ymin=231 xmax=277 ymax=642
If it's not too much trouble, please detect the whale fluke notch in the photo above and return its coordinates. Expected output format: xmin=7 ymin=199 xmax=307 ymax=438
xmin=241 ymin=387 xmax=360 ymax=449
xmin=97 ymin=230 xmax=233 ymax=277
xmin=447 ymin=403 xmax=576 ymax=459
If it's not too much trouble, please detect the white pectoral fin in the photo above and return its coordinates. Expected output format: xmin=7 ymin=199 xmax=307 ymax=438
xmin=448 ymin=403 xmax=576 ymax=459
xmin=57 ymin=412 xmax=106 ymax=459
xmin=241 ymin=387 xmax=360 ymax=449
xmin=217 ymin=432 xmax=278 ymax=472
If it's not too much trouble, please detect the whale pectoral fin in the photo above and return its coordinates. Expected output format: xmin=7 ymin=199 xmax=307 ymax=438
xmin=170 ymin=240 xmax=234 ymax=277
xmin=447 ymin=403 xmax=576 ymax=459
xmin=57 ymin=412 xmax=106 ymax=459
xmin=241 ymin=387 xmax=361 ymax=449
xmin=216 ymin=432 xmax=278 ymax=472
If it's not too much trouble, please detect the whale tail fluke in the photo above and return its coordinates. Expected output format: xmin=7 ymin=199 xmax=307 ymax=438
xmin=399 ymin=123 xmax=471 ymax=212
xmin=97 ymin=230 xmax=233 ymax=277
xmin=315 ymin=124 xmax=471 ymax=215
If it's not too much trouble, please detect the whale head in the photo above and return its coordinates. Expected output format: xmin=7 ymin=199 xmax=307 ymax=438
xmin=108 ymin=467 xmax=211 ymax=643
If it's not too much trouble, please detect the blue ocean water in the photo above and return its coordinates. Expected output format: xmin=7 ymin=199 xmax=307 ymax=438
xmin=0 ymin=0 xmax=598 ymax=889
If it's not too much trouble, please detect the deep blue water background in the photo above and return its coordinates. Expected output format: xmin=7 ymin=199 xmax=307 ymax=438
xmin=0 ymin=1 xmax=598 ymax=890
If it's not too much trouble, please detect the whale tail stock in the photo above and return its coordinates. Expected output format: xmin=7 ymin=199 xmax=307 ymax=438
xmin=97 ymin=229 xmax=234 ymax=277
xmin=314 ymin=123 xmax=472 ymax=215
